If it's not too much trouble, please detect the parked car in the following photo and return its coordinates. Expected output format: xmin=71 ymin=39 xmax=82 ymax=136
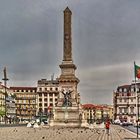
xmin=113 ymin=119 xmax=121 ymax=125
xmin=43 ymin=120 xmax=48 ymax=124
xmin=23 ymin=120 xmax=29 ymax=124
xmin=121 ymin=121 xmax=133 ymax=126
xmin=42 ymin=119 xmax=48 ymax=124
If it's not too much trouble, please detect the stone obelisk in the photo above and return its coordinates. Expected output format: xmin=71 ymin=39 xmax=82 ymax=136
xmin=49 ymin=7 xmax=85 ymax=127
xmin=63 ymin=6 xmax=72 ymax=61
xmin=59 ymin=7 xmax=79 ymax=104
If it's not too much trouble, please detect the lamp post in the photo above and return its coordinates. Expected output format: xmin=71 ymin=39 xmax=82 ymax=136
xmin=137 ymin=93 xmax=140 ymax=138
xmin=2 ymin=67 xmax=9 ymax=124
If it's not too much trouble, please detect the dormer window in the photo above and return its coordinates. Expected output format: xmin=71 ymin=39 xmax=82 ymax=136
xmin=119 ymin=88 xmax=122 ymax=92
xmin=131 ymin=88 xmax=134 ymax=92
xmin=124 ymin=88 xmax=127 ymax=92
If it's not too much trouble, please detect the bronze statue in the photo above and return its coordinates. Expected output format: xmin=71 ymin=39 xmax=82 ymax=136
xmin=62 ymin=89 xmax=73 ymax=107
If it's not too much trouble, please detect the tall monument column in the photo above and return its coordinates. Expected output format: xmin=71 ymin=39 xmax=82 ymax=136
xmin=63 ymin=7 xmax=72 ymax=61
xmin=59 ymin=7 xmax=79 ymax=104
xmin=49 ymin=7 xmax=86 ymax=127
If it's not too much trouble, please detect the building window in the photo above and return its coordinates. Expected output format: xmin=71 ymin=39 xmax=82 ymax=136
xmin=55 ymin=88 xmax=58 ymax=91
xmin=131 ymin=98 xmax=133 ymax=102
xmin=124 ymin=108 xmax=128 ymax=113
xmin=127 ymin=93 xmax=131 ymax=96
xmin=39 ymin=99 xmax=42 ymax=102
xmin=119 ymin=99 xmax=122 ymax=102
xmin=39 ymin=88 xmax=42 ymax=92
xmin=124 ymin=88 xmax=127 ymax=92
xmin=130 ymin=107 xmax=134 ymax=114
xmin=23 ymin=100 xmax=26 ymax=104
xmin=44 ymin=93 xmax=47 ymax=96
xmin=39 ymin=93 xmax=42 ymax=97
xmin=119 ymin=108 xmax=122 ymax=113
xmin=50 ymin=94 xmax=53 ymax=97
xmin=50 ymin=88 xmax=52 ymax=91
xmin=119 ymin=88 xmax=122 ymax=92
xmin=131 ymin=88 xmax=134 ymax=92
xmin=44 ymin=108 xmax=48 ymax=114
xmin=50 ymin=98 xmax=53 ymax=102
xmin=124 ymin=99 xmax=127 ymax=102
xmin=45 ymin=88 xmax=47 ymax=91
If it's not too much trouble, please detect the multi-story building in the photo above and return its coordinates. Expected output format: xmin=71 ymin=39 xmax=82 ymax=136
xmin=113 ymin=82 xmax=140 ymax=123
xmin=10 ymin=87 xmax=37 ymax=121
xmin=107 ymin=105 xmax=114 ymax=121
xmin=6 ymin=93 xmax=16 ymax=121
xmin=82 ymin=104 xmax=113 ymax=123
xmin=0 ymin=82 xmax=16 ymax=123
xmin=37 ymin=79 xmax=59 ymax=115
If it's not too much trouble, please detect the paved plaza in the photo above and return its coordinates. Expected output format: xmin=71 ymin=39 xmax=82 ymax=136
xmin=0 ymin=125 xmax=138 ymax=140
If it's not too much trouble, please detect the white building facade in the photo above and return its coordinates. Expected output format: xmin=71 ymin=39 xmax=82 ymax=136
xmin=37 ymin=79 xmax=60 ymax=115
xmin=113 ymin=83 xmax=140 ymax=123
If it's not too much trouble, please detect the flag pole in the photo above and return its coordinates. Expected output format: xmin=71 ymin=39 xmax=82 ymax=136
xmin=134 ymin=62 xmax=139 ymax=138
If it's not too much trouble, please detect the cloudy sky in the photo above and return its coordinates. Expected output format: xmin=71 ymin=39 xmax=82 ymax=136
xmin=0 ymin=0 xmax=140 ymax=105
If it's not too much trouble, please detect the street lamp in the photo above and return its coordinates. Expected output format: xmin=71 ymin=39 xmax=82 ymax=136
xmin=2 ymin=67 xmax=9 ymax=124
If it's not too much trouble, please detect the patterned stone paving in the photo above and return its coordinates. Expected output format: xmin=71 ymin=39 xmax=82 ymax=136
xmin=0 ymin=125 xmax=138 ymax=140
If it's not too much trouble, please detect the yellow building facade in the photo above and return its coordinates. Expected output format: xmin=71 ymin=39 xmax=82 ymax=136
xmin=82 ymin=104 xmax=113 ymax=123
xmin=10 ymin=87 xmax=37 ymax=121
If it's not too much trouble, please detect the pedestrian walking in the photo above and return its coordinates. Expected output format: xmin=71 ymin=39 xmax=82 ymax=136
xmin=105 ymin=120 xmax=110 ymax=135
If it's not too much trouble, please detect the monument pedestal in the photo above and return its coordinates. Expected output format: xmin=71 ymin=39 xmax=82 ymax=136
xmin=49 ymin=106 xmax=82 ymax=127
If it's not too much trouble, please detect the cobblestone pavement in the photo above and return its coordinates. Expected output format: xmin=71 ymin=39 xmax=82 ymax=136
xmin=0 ymin=125 xmax=138 ymax=140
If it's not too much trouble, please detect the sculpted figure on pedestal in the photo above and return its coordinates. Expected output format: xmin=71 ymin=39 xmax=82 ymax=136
xmin=61 ymin=89 xmax=73 ymax=107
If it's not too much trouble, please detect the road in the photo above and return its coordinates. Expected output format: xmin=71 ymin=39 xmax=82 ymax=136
xmin=122 ymin=125 xmax=140 ymax=135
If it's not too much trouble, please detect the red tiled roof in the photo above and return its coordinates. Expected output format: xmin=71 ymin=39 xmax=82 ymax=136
xmin=82 ymin=104 xmax=96 ymax=109
xmin=96 ymin=105 xmax=104 ymax=110
xmin=82 ymin=104 xmax=110 ymax=110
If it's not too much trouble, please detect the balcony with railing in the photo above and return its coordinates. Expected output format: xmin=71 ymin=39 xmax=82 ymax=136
xmin=16 ymin=97 xmax=36 ymax=100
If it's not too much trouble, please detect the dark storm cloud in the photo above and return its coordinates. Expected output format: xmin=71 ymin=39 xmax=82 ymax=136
xmin=0 ymin=0 xmax=140 ymax=104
